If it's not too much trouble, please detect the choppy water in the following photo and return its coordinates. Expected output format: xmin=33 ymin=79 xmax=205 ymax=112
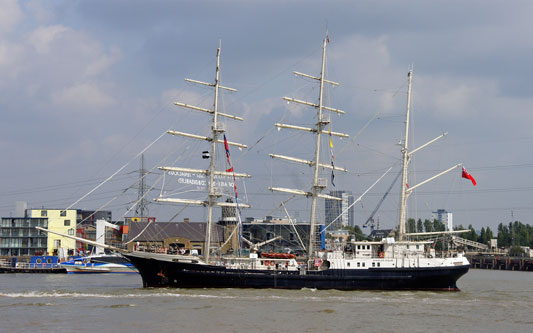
xmin=0 ymin=269 xmax=531 ymax=332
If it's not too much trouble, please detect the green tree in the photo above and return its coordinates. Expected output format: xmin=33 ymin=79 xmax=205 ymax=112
xmin=341 ymin=225 xmax=366 ymax=241
xmin=485 ymin=227 xmax=494 ymax=243
xmin=353 ymin=225 xmax=365 ymax=241
xmin=464 ymin=225 xmax=478 ymax=241
xmin=478 ymin=227 xmax=486 ymax=244
xmin=407 ymin=218 xmax=416 ymax=234
xmin=417 ymin=218 xmax=423 ymax=233
xmin=424 ymin=219 xmax=433 ymax=233
xmin=433 ymin=219 xmax=446 ymax=232
xmin=497 ymin=223 xmax=510 ymax=247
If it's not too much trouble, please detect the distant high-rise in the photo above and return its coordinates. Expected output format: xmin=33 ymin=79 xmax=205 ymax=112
xmin=432 ymin=209 xmax=453 ymax=231
xmin=325 ymin=190 xmax=354 ymax=230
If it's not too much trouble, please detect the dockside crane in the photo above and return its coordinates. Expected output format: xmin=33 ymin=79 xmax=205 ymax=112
xmin=364 ymin=170 xmax=402 ymax=232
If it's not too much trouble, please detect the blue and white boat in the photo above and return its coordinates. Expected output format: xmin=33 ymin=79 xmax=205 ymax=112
xmin=60 ymin=254 xmax=138 ymax=274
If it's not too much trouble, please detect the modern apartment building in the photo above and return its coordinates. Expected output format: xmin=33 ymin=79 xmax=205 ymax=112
xmin=325 ymin=190 xmax=354 ymax=230
xmin=27 ymin=209 xmax=77 ymax=256
xmin=432 ymin=209 xmax=453 ymax=231
xmin=0 ymin=217 xmax=48 ymax=256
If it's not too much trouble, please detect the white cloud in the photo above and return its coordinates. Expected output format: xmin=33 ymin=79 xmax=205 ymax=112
xmin=84 ymin=46 xmax=122 ymax=77
xmin=0 ymin=40 xmax=23 ymax=68
xmin=52 ymin=82 xmax=115 ymax=111
xmin=0 ymin=0 xmax=22 ymax=35
xmin=27 ymin=25 xmax=69 ymax=54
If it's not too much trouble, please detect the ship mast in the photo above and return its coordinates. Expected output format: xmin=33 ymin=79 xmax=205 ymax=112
xmin=155 ymin=43 xmax=250 ymax=264
xmin=397 ymin=69 xmax=461 ymax=240
xmin=205 ymin=46 xmax=222 ymax=263
xmin=398 ymin=70 xmax=413 ymax=240
xmin=269 ymin=36 xmax=348 ymax=262
xmin=309 ymin=37 xmax=330 ymax=259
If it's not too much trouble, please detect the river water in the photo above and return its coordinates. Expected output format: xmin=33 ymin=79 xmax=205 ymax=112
xmin=0 ymin=269 xmax=531 ymax=332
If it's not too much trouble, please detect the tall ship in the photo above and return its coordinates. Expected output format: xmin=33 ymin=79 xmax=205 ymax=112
xmin=123 ymin=36 xmax=471 ymax=290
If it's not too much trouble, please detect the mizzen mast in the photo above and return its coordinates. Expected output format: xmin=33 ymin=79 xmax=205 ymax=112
xmin=397 ymin=69 xmax=460 ymax=240
xmin=269 ymin=36 xmax=348 ymax=261
xmin=155 ymin=44 xmax=250 ymax=263
xmin=398 ymin=70 xmax=413 ymax=240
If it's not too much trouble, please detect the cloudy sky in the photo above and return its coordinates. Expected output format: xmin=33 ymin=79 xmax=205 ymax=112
xmin=1 ymin=0 xmax=533 ymax=232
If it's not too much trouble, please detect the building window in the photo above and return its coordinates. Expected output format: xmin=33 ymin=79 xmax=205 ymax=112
xmin=362 ymin=262 xmax=365 ymax=267
xmin=41 ymin=210 xmax=47 ymax=217
xmin=377 ymin=262 xmax=380 ymax=267
xmin=60 ymin=211 xmax=66 ymax=217
xmin=357 ymin=262 xmax=360 ymax=267
xmin=347 ymin=262 xmax=350 ymax=267
xmin=64 ymin=220 xmax=71 ymax=226
xmin=372 ymin=262 xmax=375 ymax=267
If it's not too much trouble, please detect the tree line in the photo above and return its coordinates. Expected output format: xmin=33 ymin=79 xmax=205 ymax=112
xmin=338 ymin=219 xmax=533 ymax=252
xmin=406 ymin=218 xmax=533 ymax=249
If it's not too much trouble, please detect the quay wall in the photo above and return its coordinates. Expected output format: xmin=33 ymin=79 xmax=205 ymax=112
xmin=467 ymin=254 xmax=533 ymax=271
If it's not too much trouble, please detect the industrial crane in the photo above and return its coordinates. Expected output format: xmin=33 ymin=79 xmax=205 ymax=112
xmin=363 ymin=170 xmax=402 ymax=232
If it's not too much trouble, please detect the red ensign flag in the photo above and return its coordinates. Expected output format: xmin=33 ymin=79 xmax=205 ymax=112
xmin=462 ymin=167 xmax=477 ymax=186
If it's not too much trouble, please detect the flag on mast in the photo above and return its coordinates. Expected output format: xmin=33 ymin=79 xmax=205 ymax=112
xmin=461 ymin=167 xmax=477 ymax=186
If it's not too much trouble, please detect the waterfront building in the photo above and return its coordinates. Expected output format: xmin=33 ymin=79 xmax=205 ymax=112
xmin=126 ymin=220 xmax=223 ymax=255
xmin=0 ymin=217 xmax=48 ymax=256
xmin=76 ymin=210 xmax=114 ymax=252
xmin=125 ymin=216 xmax=324 ymax=256
xmin=325 ymin=190 xmax=354 ymax=230
xmin=2 ymin=205 xmax=117 ymax=257
xmin=26 ymin=209 xmax=77 ymax=256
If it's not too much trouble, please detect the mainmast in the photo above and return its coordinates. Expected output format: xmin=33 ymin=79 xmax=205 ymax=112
xmin=269 ymin=36 xmax=348 ymax=262
xmin=155 ymin=44 xmax=250 ymax=264
xmin=205 ymin=46 xmax=223 ymax=264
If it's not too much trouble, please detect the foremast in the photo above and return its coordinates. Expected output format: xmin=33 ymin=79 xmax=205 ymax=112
xmin=155 ymin=44 xmax=250 ymax=264
xmin=269 ymin=36 xmax=348 ymax=262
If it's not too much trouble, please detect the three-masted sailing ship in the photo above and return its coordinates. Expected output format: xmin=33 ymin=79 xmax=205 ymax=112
xmin=123 ymin=36 xmax=470 ymax=290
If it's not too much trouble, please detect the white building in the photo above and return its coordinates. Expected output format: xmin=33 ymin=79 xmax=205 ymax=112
xmin=432 ymin=209 xmax=453 ymax=231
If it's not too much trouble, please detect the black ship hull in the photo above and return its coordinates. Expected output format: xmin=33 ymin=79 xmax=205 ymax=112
xmin=124 ymin=254 xmax=470 ymax=291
